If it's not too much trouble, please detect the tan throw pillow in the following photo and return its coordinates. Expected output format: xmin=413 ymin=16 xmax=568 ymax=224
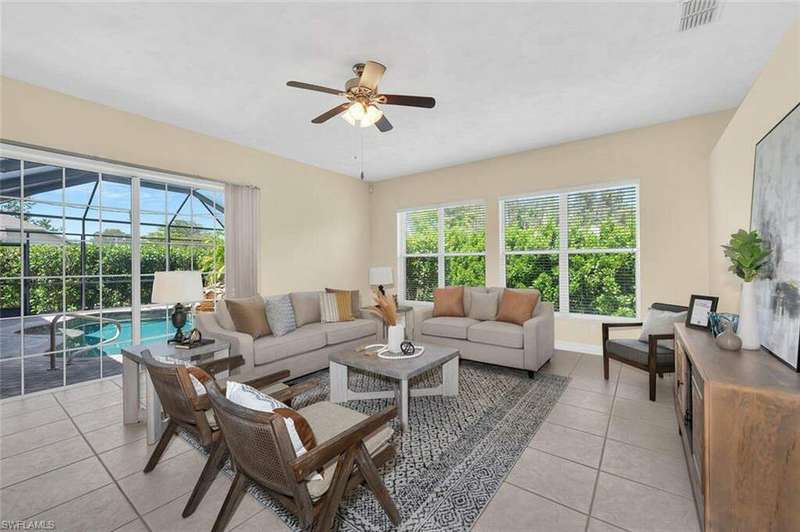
xmin=496 ymin=289 xmax=539 ymax=326
xmin=433 ymin=286 xmax=465 ymax=317
xmin=326 ymin=288 xmax=361 ymax=317
xmin=319 ymin=292 xmax=354 ymax=323
xmin=225 ymin=296 xmax=271 ymax=338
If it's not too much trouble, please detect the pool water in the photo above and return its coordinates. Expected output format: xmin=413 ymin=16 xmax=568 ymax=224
xmin=67 ymin=314 xmax=193 ymax=355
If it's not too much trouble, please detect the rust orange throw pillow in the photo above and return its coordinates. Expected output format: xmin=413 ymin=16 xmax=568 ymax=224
xmin=433 ymin=286 xmax=465 ymax=317
xmin=496 ymin=289 xmax=540 ymax=325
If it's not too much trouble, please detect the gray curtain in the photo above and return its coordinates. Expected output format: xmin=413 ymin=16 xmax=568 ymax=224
xmin=224 ymin=184 xmax=260 ymax=298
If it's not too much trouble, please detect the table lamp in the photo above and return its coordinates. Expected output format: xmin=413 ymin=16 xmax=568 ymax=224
xmin=369 ymin=266 xmax=393 ymax=296
xmin=151 ymin=271 xmax=204 ymax=344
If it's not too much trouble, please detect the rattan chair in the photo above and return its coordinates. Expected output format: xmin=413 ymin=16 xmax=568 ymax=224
xmin=139 ymin=350 xmax=293 ymax=518
xmin=602 ymin=302 xmax=689 ymax=401
xmin=205 ymin=380 xmax=401 ymax=532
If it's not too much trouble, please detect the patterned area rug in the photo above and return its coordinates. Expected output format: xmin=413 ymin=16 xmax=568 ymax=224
xmin=182 ymin=361 xmax=568 ymax=531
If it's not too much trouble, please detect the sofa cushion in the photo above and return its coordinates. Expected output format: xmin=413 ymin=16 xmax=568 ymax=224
xmin=253 ymin=325 xmax=326 ymax=366
xmin=290 ymin=291 xmax=323 ymax=327
xmin=298 ymin=401 xmax=393 ymax=499
xmin=496 ymin=289 xmax=540 ymax=325
xmin=606 ymin=339 xmax=675 ymax=367
xmin=322 ymin=319 xmax=376 ymax=345
xmin=433 ymin=286 xmax=465 ymax=317
xmin=225 ymin=296 xmax=271 ymax=339
xmin=265 ymin=294 xmax=297 ymax=336
xmin=468 ymin=291 xmax=499 ymax=321
xmin=468 ymin=320 xmax=524 ymax=349
xmin=319 ymin=292 xmax=354 ymax=323
xmin=215 ymin=300 xmax=237 ymax=331
xmin=421 ymin=317 xmax=479 ymax=339
xmin=326 ymin=288 xmax=361 ymax=317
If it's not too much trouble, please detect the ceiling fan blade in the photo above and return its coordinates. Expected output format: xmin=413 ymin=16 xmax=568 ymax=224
xmin=311 ymin=102 xmax=351 ymax=124
xmin=359 ymin=61 xmax=386 ymax=91
xmin=375 ymin=115 xmax=393 ymax=133
xmin=287 ymin=81 xmax=343 ymax=96
xmin=380 ymin=94 xmax=436 ymax=108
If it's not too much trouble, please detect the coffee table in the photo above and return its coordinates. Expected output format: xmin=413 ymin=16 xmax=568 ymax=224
xmin=329 ymin=344 xmax=459 ymax=431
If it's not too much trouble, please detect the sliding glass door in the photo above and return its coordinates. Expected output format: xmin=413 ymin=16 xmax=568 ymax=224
xmin=0 ymin=151 xmax=224 ymax=398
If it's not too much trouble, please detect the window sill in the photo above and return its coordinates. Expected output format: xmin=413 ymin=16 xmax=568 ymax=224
xmin=555 ymin=312 xmax=640 ymax=322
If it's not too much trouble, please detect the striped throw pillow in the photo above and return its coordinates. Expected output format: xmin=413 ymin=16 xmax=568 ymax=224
xmin=319 ymin=292 xmax=354 ymax=323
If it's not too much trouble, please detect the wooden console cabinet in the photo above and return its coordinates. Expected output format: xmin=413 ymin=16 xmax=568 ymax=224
xmin=673 ymin=324 xmax=800 ymax=531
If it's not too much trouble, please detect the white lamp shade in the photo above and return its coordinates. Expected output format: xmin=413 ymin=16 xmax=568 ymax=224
xmin=369 ymin=266 xmax=393 ymax=286
xmin=151 ymin=271 xmax=204 ymax=304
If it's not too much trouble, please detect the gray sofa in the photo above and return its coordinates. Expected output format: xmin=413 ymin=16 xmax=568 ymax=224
xmin=196 ymin=291 xmax=380 ymax=380
xmin=415 ymin=287 xmax=554 ymax=376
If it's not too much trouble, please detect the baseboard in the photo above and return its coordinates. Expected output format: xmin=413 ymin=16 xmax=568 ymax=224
xmin=555 ymin=341 xmax=602 ymax=356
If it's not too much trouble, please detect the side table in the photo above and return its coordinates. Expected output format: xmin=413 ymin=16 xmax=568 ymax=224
xmin=121 ymin=340 xmax=236 ymax=444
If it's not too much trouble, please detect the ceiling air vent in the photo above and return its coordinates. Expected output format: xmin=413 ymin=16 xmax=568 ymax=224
xmin=679 ymin=0 xmax=719 ymax=31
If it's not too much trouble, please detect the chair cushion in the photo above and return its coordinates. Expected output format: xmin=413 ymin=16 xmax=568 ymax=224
xmin=290 ymin=291 xmax=323 ymax=327
xmin=253 ymin=325 xmax=326 ymax=366
xmin=298 ymin=401 xmax=393 ymax=499
xmin=468 ymin=320 xmax=524 ymax=349
xmin=639 ymin=307 xmax=687 ymax=349
xmin=322 ymin=319 xmax=376 ymax=345
xmin=265 ymin=294 xmax=297 ymax=336
xmin=226 ymin=380 xmax=317 ymax=458
xmin=432 ymin=286 xmax=465 ymax=317
xmin=421 ymin=317 xmax=479 ymax=339
xmin=606 ymin=339 xmax=675 ymax=367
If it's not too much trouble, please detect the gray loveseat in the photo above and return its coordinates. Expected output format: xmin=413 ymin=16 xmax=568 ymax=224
xmin=416 ymin=287 xmax=554 ymax=376
xmin=196 ymin=291 xmax=380 ymax=380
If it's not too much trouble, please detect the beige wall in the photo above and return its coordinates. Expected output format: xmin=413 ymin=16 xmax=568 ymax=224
xmin=371 ymin=111 xmax=733 ymax=350
xmin=0 ymin=77 xmax=372 ymax=300
xmin=709 ymin=19 xmax=800 ymax=312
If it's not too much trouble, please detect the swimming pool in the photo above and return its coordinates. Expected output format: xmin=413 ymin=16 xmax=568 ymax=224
xmin=64 ymin=311 xmax=193 ymax=355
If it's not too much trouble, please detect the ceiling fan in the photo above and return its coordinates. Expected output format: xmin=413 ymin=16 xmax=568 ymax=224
xmin=286 ymin=61 xmax=436 ymax=132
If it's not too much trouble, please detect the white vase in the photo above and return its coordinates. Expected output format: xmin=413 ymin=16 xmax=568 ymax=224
xmin=387 ymin=325 xmax=404 ymax=353
xmin=738 ymin=281 xmax=760 ymax=350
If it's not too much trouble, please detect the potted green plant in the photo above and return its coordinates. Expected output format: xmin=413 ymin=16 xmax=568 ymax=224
xmin=722 ymin=229 xmax=770 ymax=349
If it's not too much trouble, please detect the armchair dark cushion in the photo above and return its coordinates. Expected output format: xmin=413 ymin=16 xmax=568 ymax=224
xmin=605 ymin=339 xmax=674 ymax=367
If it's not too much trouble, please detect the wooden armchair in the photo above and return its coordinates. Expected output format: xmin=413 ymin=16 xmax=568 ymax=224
xmin=205 ymin=380 xmax=400 ymax=532
xmin=139 ymin=350 xmax=291 ymax=518
xmin=602 ymin=303 xmax=689 ymax=401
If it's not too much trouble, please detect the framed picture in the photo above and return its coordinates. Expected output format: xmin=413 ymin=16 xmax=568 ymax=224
xmin=686 ymin=295 xmax=719 ymax=330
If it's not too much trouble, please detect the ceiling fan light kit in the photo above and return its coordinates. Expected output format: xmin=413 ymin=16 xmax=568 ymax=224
xmin=287 ymin=60 xmax=436 ymax=133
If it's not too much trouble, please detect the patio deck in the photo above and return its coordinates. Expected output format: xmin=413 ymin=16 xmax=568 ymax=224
xmin=0 ymin=354 xmax=122 ymax=398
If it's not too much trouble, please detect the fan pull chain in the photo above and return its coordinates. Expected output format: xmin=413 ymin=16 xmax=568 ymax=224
xmin=360 ymin=131 xmax=365 ymax=180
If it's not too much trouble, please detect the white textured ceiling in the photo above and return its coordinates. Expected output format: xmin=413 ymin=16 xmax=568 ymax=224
xmin=1 ymin=2 xmax=798 ymax=180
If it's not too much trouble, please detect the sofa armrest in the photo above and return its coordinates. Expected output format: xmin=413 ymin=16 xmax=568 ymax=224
xmin=413 ymin=306 xmax=434 ymax=341
xmin=523 ymin=302 xmax=555 ymax=372
xmin=358 ymin=308 xmax=386 ymax=342
xmin=195 ymin=311 xmax=256 ymax=373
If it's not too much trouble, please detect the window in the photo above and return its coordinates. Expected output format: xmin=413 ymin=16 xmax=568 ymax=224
xmin=501 ymin=184 xmax=639 ymax=317
xmin=0 ymin=147 xmax=224 ymax=398
xmin=399 ymin=202 xmax=486 ymax=302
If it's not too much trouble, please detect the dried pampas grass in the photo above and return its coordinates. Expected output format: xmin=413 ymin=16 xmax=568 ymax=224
xmin=365 ymin=289 xmax=399 ymax=326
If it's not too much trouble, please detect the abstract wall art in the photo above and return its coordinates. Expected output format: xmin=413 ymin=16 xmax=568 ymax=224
xmin=751 ymin=102 xmax=800 ymax=370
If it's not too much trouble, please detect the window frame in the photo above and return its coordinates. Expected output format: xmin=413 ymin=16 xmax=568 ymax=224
xmin=499 ymin=181 xmax=641 ymax=320
xmin=0 ymin=143 xmax=225 ymax=396
xmin=397 ymin=199 xmax=487 ymax=304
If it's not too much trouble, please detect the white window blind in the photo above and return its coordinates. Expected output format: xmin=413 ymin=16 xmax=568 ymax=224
xmin=501 ymin=184 xmax=639 ymax=317
xmin=399 ymin=202 xmax=486 ymax=302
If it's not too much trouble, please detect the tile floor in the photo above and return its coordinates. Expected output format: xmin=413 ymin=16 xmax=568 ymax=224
xmin=0 ymin=351 xmax=699 ymax=532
